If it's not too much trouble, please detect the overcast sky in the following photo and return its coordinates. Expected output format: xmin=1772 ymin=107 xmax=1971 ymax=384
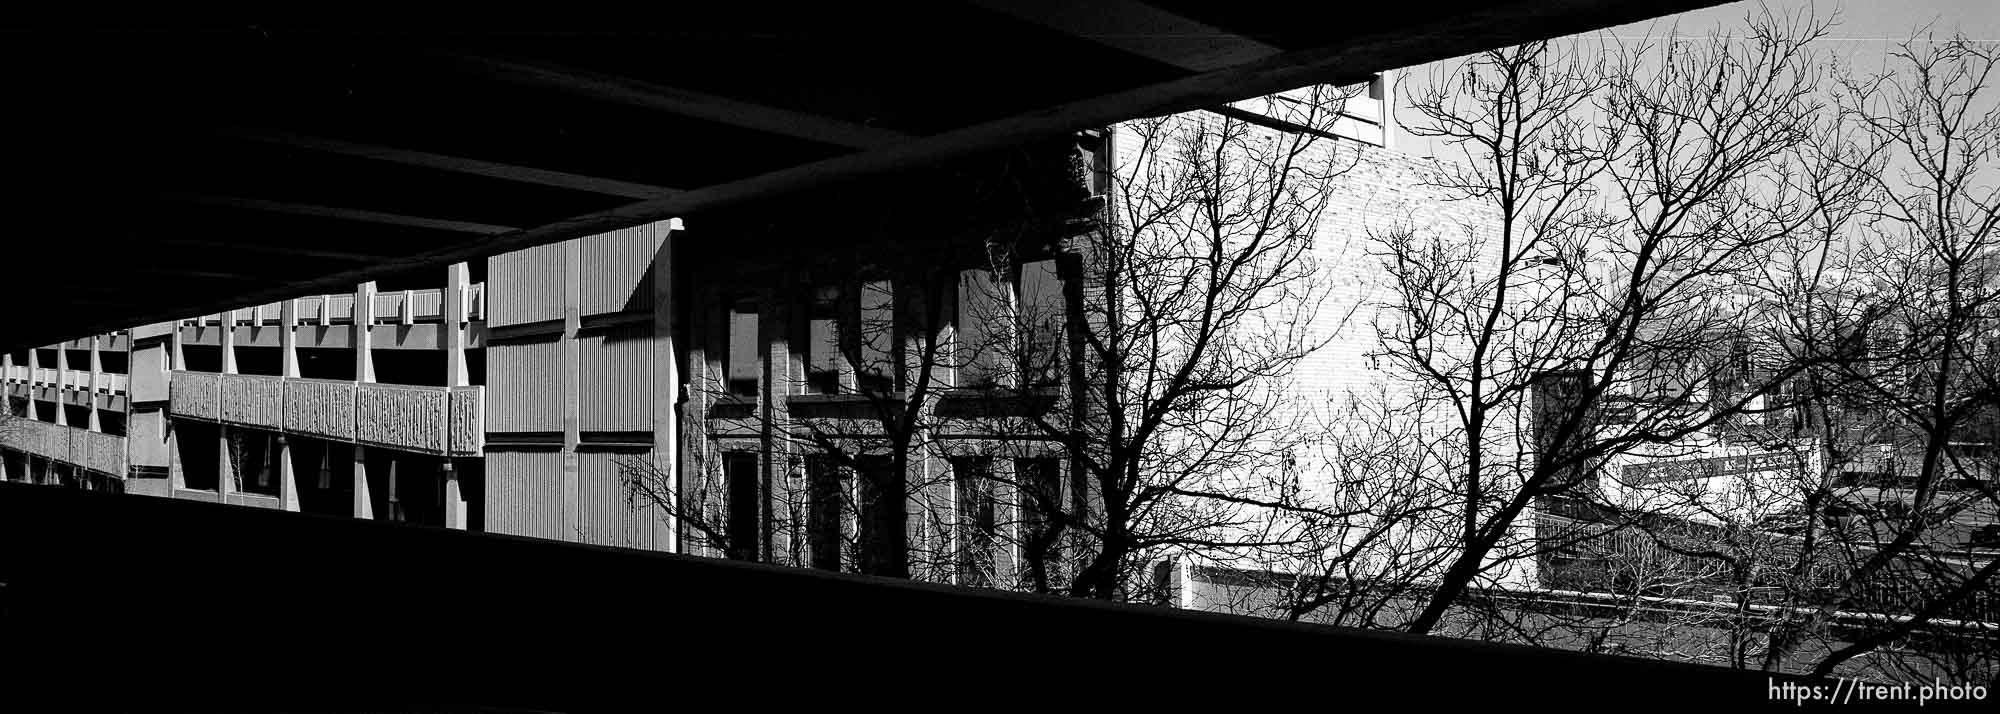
xmin=1391 ymin=0 xmax=2000 ymax=156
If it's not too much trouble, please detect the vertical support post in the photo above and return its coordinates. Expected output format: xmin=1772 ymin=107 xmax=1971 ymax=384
xmin=387 ymin=456 xmax=401 ymax=522
xmin=443 ymin=459 xmax=466 ymax=530
xmin=318 ymin=446 xmax=332 ymax=490
xmin=281 ymin=298 xmax=300 ymax=378
xmin=170 ymin=320 xmax=186 ymax=371
xmin=562 ymin=238 xmax=582 ymax=542
xmin=445 ymin=262 xmax=470 ymax=388
xmin=401 ymin=289 xmax=416 ymax=325
xmin=86 ymin=335 xmax=102 ymax=432
xmin=355 ymin=281 xmax=377 ymax=383
xmin=53 ymin=343 xmax=68 ymax=426
xmin=278 ymin=435 xmax=299 ymax=512
xmin=320 ymin=295 xmax=334 ymax=327
xmin=353 ymin=445 xmax=373 ymax=520
xmin=217 ymin=425 xmax=236 ymax=499
xmin=220 ymin=309 xmax=238 ymax=376
xmin=651 ymin=219 xmax=681 ymax=553
xmin=25 ymin=346 xmax=39 ymax=422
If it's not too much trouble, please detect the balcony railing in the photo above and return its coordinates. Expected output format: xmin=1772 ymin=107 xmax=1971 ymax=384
xmin=170 ymin=371 xmax=481 ymax=456
xmin=0 ymin=420 xmax=125 ymax=476
xmin=219 ymin=374 xmax=286 ymax=429
xmin=189 ymin=284 xmax=484 ymax=327
xmin=285 ymin=378 xmax=357 ymax=441
xmin=168 ymin=371 xmax=222 ymax=421
xmin=355 ymin=383 xmax=449 ymax=454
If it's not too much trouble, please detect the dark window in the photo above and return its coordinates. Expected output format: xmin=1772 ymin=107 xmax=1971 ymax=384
xmin=724 ymin=452 xmax=763 ymax=562
xmin=953 ymin=456 xmax=999 ymax=587
xmin=725 ymin=299 xmax=760 ymax=398
xmin=806 ymin=287 xmax=842 ymax=395
xmin=1016 ymin=457 xmax=1064 ymax=572
xmin=854 ymin=453 xmax=905 ymax=577
xmin=805 ymin=455 xmax=849 ymax=571
xmin=855 ymin=280 xmax=896 ymax=394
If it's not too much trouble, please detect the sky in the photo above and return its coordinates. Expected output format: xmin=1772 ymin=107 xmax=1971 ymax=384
xmin=1391 ymin=0 xmax=2000 ymax=156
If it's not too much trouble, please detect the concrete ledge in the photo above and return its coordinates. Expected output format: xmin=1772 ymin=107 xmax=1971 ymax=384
xmin=0 ymin=483 xmax=1826 ymax=710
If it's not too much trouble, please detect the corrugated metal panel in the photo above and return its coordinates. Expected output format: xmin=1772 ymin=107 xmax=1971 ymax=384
xmin=487 ymin=339 xmax=562 ymax=432
xmin=580 ymin=225 xmax=655 ymax=317
xmin=483 ymin=450 xmax=564 ymax=540
xmin=577 ymin=449 xmax=659 ymax=549
xmin=579 ymin=325 xmax=651 ymax=432
xmin=487 ymin=241 xmax=565 ymax=327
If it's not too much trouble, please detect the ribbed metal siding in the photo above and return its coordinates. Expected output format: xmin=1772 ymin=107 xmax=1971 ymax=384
xmin=577 ymin=449 xmax=659 ymax=549
xmin=487 ymin=339 xmax=562 ymax=432
xmin=487 ymin=241 xmax=565 ymax=327
xmin=580 ymin=226 xmax=655 ymax=317
xmin=484 ymin=450 xmax=564 ymax=539
xmin=579 ymin=325 xmax=651 ymax=432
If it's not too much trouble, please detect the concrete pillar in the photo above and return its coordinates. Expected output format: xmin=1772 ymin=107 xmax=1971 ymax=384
xmin=53 ymin=343 xmax=67 ymax=426
xmin=25 ymin=347 xmax=39 ymax=422
xmin=386 ymin=457 xmax=402 ymax=522
xmin=401 ymin=289 xmax=416 ymax=325
xmin=2 ymin=353 xmax=13 ymax=420
xmin=170 ymin=320 xmax=186 ymax=371
xmin=317 ymin=445 xmax=332 ymax=490
xmin=220 ymin=309 xmax=238 ymax=376
xmin=442 ymin=459 xmax=467 ymax=530
xmin=217 ymin=426 xmax=236 ymax=498
xmin=445 ymin=262 xmax=470 ymax=388
xmin=281 ymin=298 xmax=300 ymax=378
xmin=353 ymin=445 xmax=373 ymax=520
xmin=167 ymin=419 xmax=185 ymax=492
xmin=562 ymin=239 xmax=581 ymax=541
xmin=652 ymin=219 xmax=681 ymax=552
xmin=277 ymin=435 xmax=299 ymax=512
xmin=355 ymin=282 xmax=376 ymax=383
xmin=86 ymin=335 xmax=102 ymax=432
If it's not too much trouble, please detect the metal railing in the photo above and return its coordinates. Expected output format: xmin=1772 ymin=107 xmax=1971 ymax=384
xmin=188 ymin=284 xmax=484 ymax=327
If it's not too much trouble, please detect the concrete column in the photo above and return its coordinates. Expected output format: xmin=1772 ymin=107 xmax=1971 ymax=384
xmin=277 ymin=435 xmax=299 ymax=512
xmin=651 ymin=220 xmax=681 ymax=552
xmin=445 ymin=262 xmax=470 ymax=388
xmin=562 ymin=238 xmax=581 ymax=541
xmin=353 ymin=445 xmax=373 ymax=520
xmin=401 ymin=289 xmax=416 ymax=325
xmin=217 ymin=426 xmax=236 ymax=498
xmin=86 ymin=335 xmax=102 ymax=432
xmin=220 ymin=310 xmax=237 ymax=376
xmin=25 ymin=347 xmax=40 ymax=422
xmin=317 ymin=445 xmax=332 ymax=490
xmin=167 ymin=420 xmax=185 ymax=492
xmin=442 ymin=459 xmax=467 ymax=530
xmin=319 ymin=295 xmax=334 ymax=327
xmin=281 ymin=298 xmax=300 ymax=378
xmin=2 ymin=353 xmax=13 ymax=419
xmin=170 ymin=321 xmax=186 ymax=371
xmin=355 ymin=282 xmax=376 ymax=383
xmin=386 ymin=457 xmax=402 ymax=522
xmin=53 ymin=344 xmax=67 ymax=426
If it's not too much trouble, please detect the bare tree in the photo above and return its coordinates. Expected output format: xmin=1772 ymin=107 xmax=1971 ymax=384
xmin=1376 ymin=9 xmax=1858 ymax=636
xmin=1763 ymin=32 xmax=2000 ymax=680
xmin=946 ymin=85 xmax=1366 ymax=600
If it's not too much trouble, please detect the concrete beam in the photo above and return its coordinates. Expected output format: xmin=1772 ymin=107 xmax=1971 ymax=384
xmin=441 ymin=53 xmax=914 ymax=150
xmin=161 ymin=193 xmax=519 ymax=236
xmin=222 ymin=128 xmax=680 ymax=199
